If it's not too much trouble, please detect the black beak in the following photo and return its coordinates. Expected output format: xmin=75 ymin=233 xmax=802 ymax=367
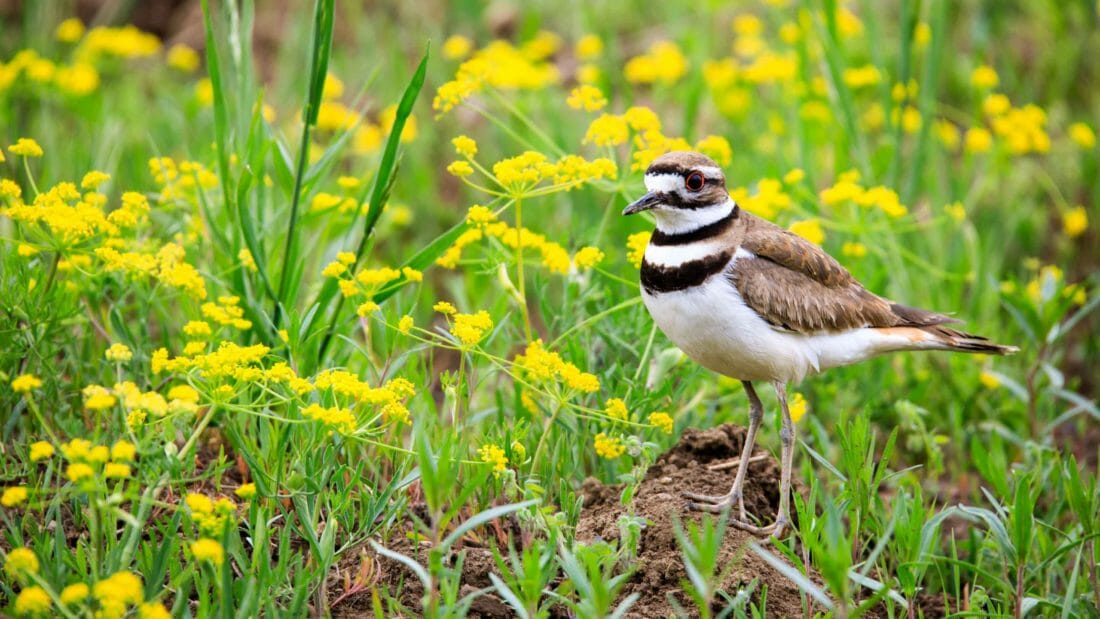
xmin=622 ymin=191 xmax=662 ymax=215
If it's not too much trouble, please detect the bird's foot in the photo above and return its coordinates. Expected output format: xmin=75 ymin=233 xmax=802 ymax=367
xmin=681 ymin=490 xmax=747 ymax=520
xmin=683 ymin=497 xmax=790 ymax=541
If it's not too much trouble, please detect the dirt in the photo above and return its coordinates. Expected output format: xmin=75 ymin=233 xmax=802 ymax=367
xmin=331 ymin=424 xmax=820 ymax=618
xmin=574 ymin=423 xmax=810 ymax=618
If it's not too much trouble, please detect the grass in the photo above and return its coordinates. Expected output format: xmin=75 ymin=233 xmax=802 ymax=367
xmin=1 ymin=0 xmax=1098 ymax=617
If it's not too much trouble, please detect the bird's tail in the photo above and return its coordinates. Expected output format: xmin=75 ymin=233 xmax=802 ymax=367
xmin=917 ymin=326 xmax=1019 ymax=355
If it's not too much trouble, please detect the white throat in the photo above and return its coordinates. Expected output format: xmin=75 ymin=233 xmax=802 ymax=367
xmin=652 ymin=198 xmax=736 ymax=235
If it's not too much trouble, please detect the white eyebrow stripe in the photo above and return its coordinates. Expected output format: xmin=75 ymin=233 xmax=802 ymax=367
xmin=696 ymin=166 xmax=723 ymax=179
xmin=643 ymin=173 xmax=685 ymax=194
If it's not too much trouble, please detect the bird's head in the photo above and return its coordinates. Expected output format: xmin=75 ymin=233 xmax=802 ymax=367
xmin=622 ymin=151 xmax=735 ymax=233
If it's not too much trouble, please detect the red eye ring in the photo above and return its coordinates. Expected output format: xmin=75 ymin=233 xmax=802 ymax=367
xmin=685 ymin=171 xmax=705 ymax=192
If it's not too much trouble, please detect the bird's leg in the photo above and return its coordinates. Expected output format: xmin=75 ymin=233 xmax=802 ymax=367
xmin=770 ymin=380 xmax=795 ymax=539
xmin=683 ymin=381 xmax=765 ymax=521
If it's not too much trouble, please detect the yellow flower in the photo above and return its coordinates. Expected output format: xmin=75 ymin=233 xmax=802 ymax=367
xmin=235 ymin=483 xmax=257 ymax=499
xmin=583 ymin=114 xmax=629 ymax=146
xmin=29 ymin=441 xmax=54 ymax=462
xmin=442 ymin=35 xmax=473 ymax=60
xmin=783 ymin=168 xmax=805 ymax=184
xmin=452 ymin=135 xmax=478 ymax=158
xmin=191 ymin=538 xmax=225 ymax=566
xmin=433 ymin=301 xmax=457 ymax=315
xmin=55 ymin=17 xmax=86 ymax=42
xmin=81 ymin=170 xmax=111 ymax=190
xmin=566 ymin=85 xmax=607 ymax=112
xmin=594 ymin=433 xmax=626 ymax=459
xmin=970 ymin=65 xmax=999 ymax=89
xmin=576 ymin=63 xmax=601 ymax=84
xmin=186 ymin=493 xmax=214 ymax=514
xmin=2 ymin=486 xmax=28 ymax=507
xmin=788 ymin=219 xmax=825 ymax=245
xmin=843 ymin=64 xmax=881 ymax=88
xmin=11 ymin=374 xmax=42 ymax=393
xmin=477 ymin=444 xmax=509 ymax=477
xmin=788 ymin=392 xmax=808 ymax=423
xmin=356 ymin=301 xmax=380 ymax=317
xmin=841 ymin=242 xmax=868 ymax=257
xmin=238 ymin=249 xmax=258 ymax=272
xmin=110 ymin=441 xmax=136 ymax=462
xmin=944 ymin=202 xmax=966 ymax=223
xmin=5 ymin=547 xmax=40 ymax=580
xmin=60 ymin=583 xmax=90 ymax=605
xmin=105 ymin=343 xmax=133 ymax=362
xmin=397 ymin=315 xmax=414 ymax=334
xmin=1064 ymin=206 xmax=1088 ymax=238
xmin=451 ymin=311 xmax=493 ymax=346
xmin=576 ymin=34 xmax=603 ymax=60
xmin=626 ymin=231 xmax=652 ymax=268
xmin=1069 ymin=122 xmax=1096 ymax=149
xmin=605 ymin=398 xmax=629 ymax=421
xmin=83 ymin=385 xmax=117 ymax=410
xmin=964 ymin=127 xmax=993 ymax=154
xmin=982 ymin=93 xmax=1011 ymax=118
xmin=16 ymin=243 xmax=38 ymax=258
xmin=93 ymin=571 xmax=143 ymax=608
xmin=104 ymin=463 xmax=131 ymax=478
xmin=979 ymin=371 xmax=1000 ymax=389
xmin=66 ymin=463 xmax=95 ymax=483
xmin=15 ymin=586 xmax=51 ymax=615
xmin=625 ymin=41 xmax=688 ymax=84
xmin=9 ymin=138 xmax=44 ymax=158
xmin=447 ymin=161 xmax=474 ymax=177
xmin=695 ymin=135 xmax=733 ymax=167
xmin=648 ymin=411 xmax=674 ymax=434
xmin=138 ymin=602 xmax=172 ymax=619
xmin=572 ymin=246 xmax=605 ymax=270
xmin=167 ymin=44 xmax=200 ymax=72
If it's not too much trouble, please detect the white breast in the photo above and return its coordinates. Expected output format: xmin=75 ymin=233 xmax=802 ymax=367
xmin=642 ymin=249 xmax=916 ymax=383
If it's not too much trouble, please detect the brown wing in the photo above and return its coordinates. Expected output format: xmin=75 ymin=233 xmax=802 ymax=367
xmin=731 ymin=213 xmax=958 ymax=333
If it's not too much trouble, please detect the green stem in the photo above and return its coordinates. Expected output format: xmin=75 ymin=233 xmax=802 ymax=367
xmin=514 ymin=197 xmax=533 ymax=342
xmin=273 ymin=120 xmax=313 ymax=328
xmin=531 ymin=400 xmax=563 ymax=468
xmin=178 ymin=404 xmax=219 ymax=462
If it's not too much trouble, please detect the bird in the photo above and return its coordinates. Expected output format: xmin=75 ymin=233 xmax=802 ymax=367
xmin=622 ymin=151 xmax=1017 ymax=539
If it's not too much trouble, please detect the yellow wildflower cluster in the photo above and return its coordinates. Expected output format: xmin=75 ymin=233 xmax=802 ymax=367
xmin=77 ymin=25 xmax=161 ymax=61
xmin=789 ymin=392 xmax=808 ymax=423
xmin=185 ymin=492 xmax=237 ymax=545
xmin=566 ymin=85 xmax=607 ymax=111
xmin=478 ymin=444 xmax=509 ymax=477
xmin=434 ymin=39 xmax=561 ymax=114
xmin=449 ymin=311 xmax=494 ymax=346
xmin=1 ymin=49 xmax=100 ymax=97
xmin=572 ymin=246 xmax=604 ymax=270
xmin=11 ymin=374 xmax=43 ymax=394
xmin=325 ymin=258 xmax=421 ymax=302
xmin=4 ymin=547 xmax=38 ymax=580
xmin=605 ymin=398 xmax=629 ymax=421
xmin=729 ymin=178 xmax=793 ymax=219
xmin=312 ymin=369 xmax=415 ymax=424
xmin=986 ymin=99 xmax=1051 ymax=155
xmin=201 ymin=296 xmax=252 ymax=330
xmin=105 ymin=343 xmax=133 ymax=362
xmin=148 ymin=157 xmax=219 ymax=202
xmin=624 ymin=41 xmax=688 ymax=85
xmin=819 ymin=172 xmax=908 ymax=218
xmin=302 ymin=403 xmax=358 ymax=434
xmin=594 ymin=432 xmax=626 ymax=459
xmin=626 ymin=231 xmax=652 ymax=268
xmin=513 ymin=340 xmax=600 ymax=394
xmin=59 ymin=438 xmax=135 ymax=485
xmin=96 ymin=242 xmax=208 ymax=300
xmin=436 ymin=205 xmax=575 ymax=274
xmin=4 ymin=180 xmax=114 ymax=244
xmin=789 ymin=219 xmax=826 ymax=245
xmin=475 ymin=150 xmax=616 ymax=194
xmin=648 ymin=412 xmax=674 ymax=435
xmin=2 ymin=486 xmax=28 ymax=507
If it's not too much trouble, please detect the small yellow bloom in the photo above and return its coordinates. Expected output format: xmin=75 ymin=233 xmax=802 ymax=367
xmin=605 ymin=398 xmax=629 ymax=421
xmin=29 ymin=441 xmax=54 ymax=462
xmin=1069 ymin=122 xmax=1096 ymax=149
xmin=356 ymin=301 xmax=380 ymax=317
xmin=841 ymin=242 xmax=868 ymax=257
xmin=477 ymin=444 xmax=509 ymax=477
xmin=321 ymin=261 xmax=347 ymax=278
xmin=447 ymin=161 xmax=474 ymax=177
xmin=66 ymin=463 xmax=95 ymax=483
xmin=17 ymin=244 xmax=38 ymax=257
xmin=594 ymin=433 xmax=626 ymax=459
xmin=783 ymin=168 xmax=805 ymax=184
xmin=167 ymin=44 xmax=200 ymax=72
xmin=1064 ymin=206 xmax=1088 ymax=238
xmin=626 ymin=231 xmax=652 ymax=268
xmin=105 ymin=343 xmax=133 ymax=362
xmin=186 ymin=493 xmax=214 ymax=514
xmin=397 ymin=315 xmax=414 ymax=334
xmin=55 ymin=17 xmax=85 ymax=42
xmin=104 ymin=462 xmax=131 ymax=478
xmin=648 ymin=411 xmax=673 ymax=434
xmin=235 ymin=483 xmax=257 ymax=499
xmin=982 ymin=93 xmax=1011 ymax=117
xmin=81 ymin=170 xmax=111 ymax=190
xmin=14 ymin=586 xmax=51 ymax=615
xmin=9 ymin=138 xmax=44 ymax=158
xmin=788 ymin=392 xmax=808 ymax=423
xmin=138 ymin=602 xmax=172 ymax=619
xmin=190 ymin=538 xmax=225 ymax=566
xmin=277 ymin=329 xmax=290 ymax=343
xmin=788 ymin=219 xmax=825 ymax=245
xmin=945 ymin=201 xmax=967 ymax=222
xmin=572 ymin=246 xmax=605 ymax=270
xmin=441 ymin=35 xmax=473 ymax=60
xmin=60 ymin=582 xmax=90 ymax=605
xmin=979 ymin=371 xmax=1000 ymax=389
xmin=964 ymin=127 xmax=993 ymax=154
xmin=451 ymin=311 xmax=493 ymax=346
xmin=583 ymin=114 xmax=629 ymax=146
xmin=433 ymin=301 xmax=456 ymax=315
xmin=576 ymin=34 xmax=603 ymax=60
xmin=11 ymin=374 xmax=43 ymax=393
xmin=110 ymin=440 xmax=136 ymax=462
xmin=238 ymin=249 xmax=258 ymax=272
xmin=452 ymin=135 xmax=478 ymax=158
xmin=970 ymin=64 xmax=999 ymax=89
xmin=566 ymin=85 xmax=607 ymax=112
xmin=1 ymin=486 xmax=28 ymax=507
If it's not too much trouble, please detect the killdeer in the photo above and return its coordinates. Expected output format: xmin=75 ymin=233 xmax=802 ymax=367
xmin=623 ymin=151 xmax=1017 ymax=539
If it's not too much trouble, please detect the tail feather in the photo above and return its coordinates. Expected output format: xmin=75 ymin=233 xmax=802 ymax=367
xmin=920 ymin=326 xmax=1019 ymax=355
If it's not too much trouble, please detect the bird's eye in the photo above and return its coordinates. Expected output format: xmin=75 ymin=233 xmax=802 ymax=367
xmin=685 ymin=171 xmax=705 ymax=192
